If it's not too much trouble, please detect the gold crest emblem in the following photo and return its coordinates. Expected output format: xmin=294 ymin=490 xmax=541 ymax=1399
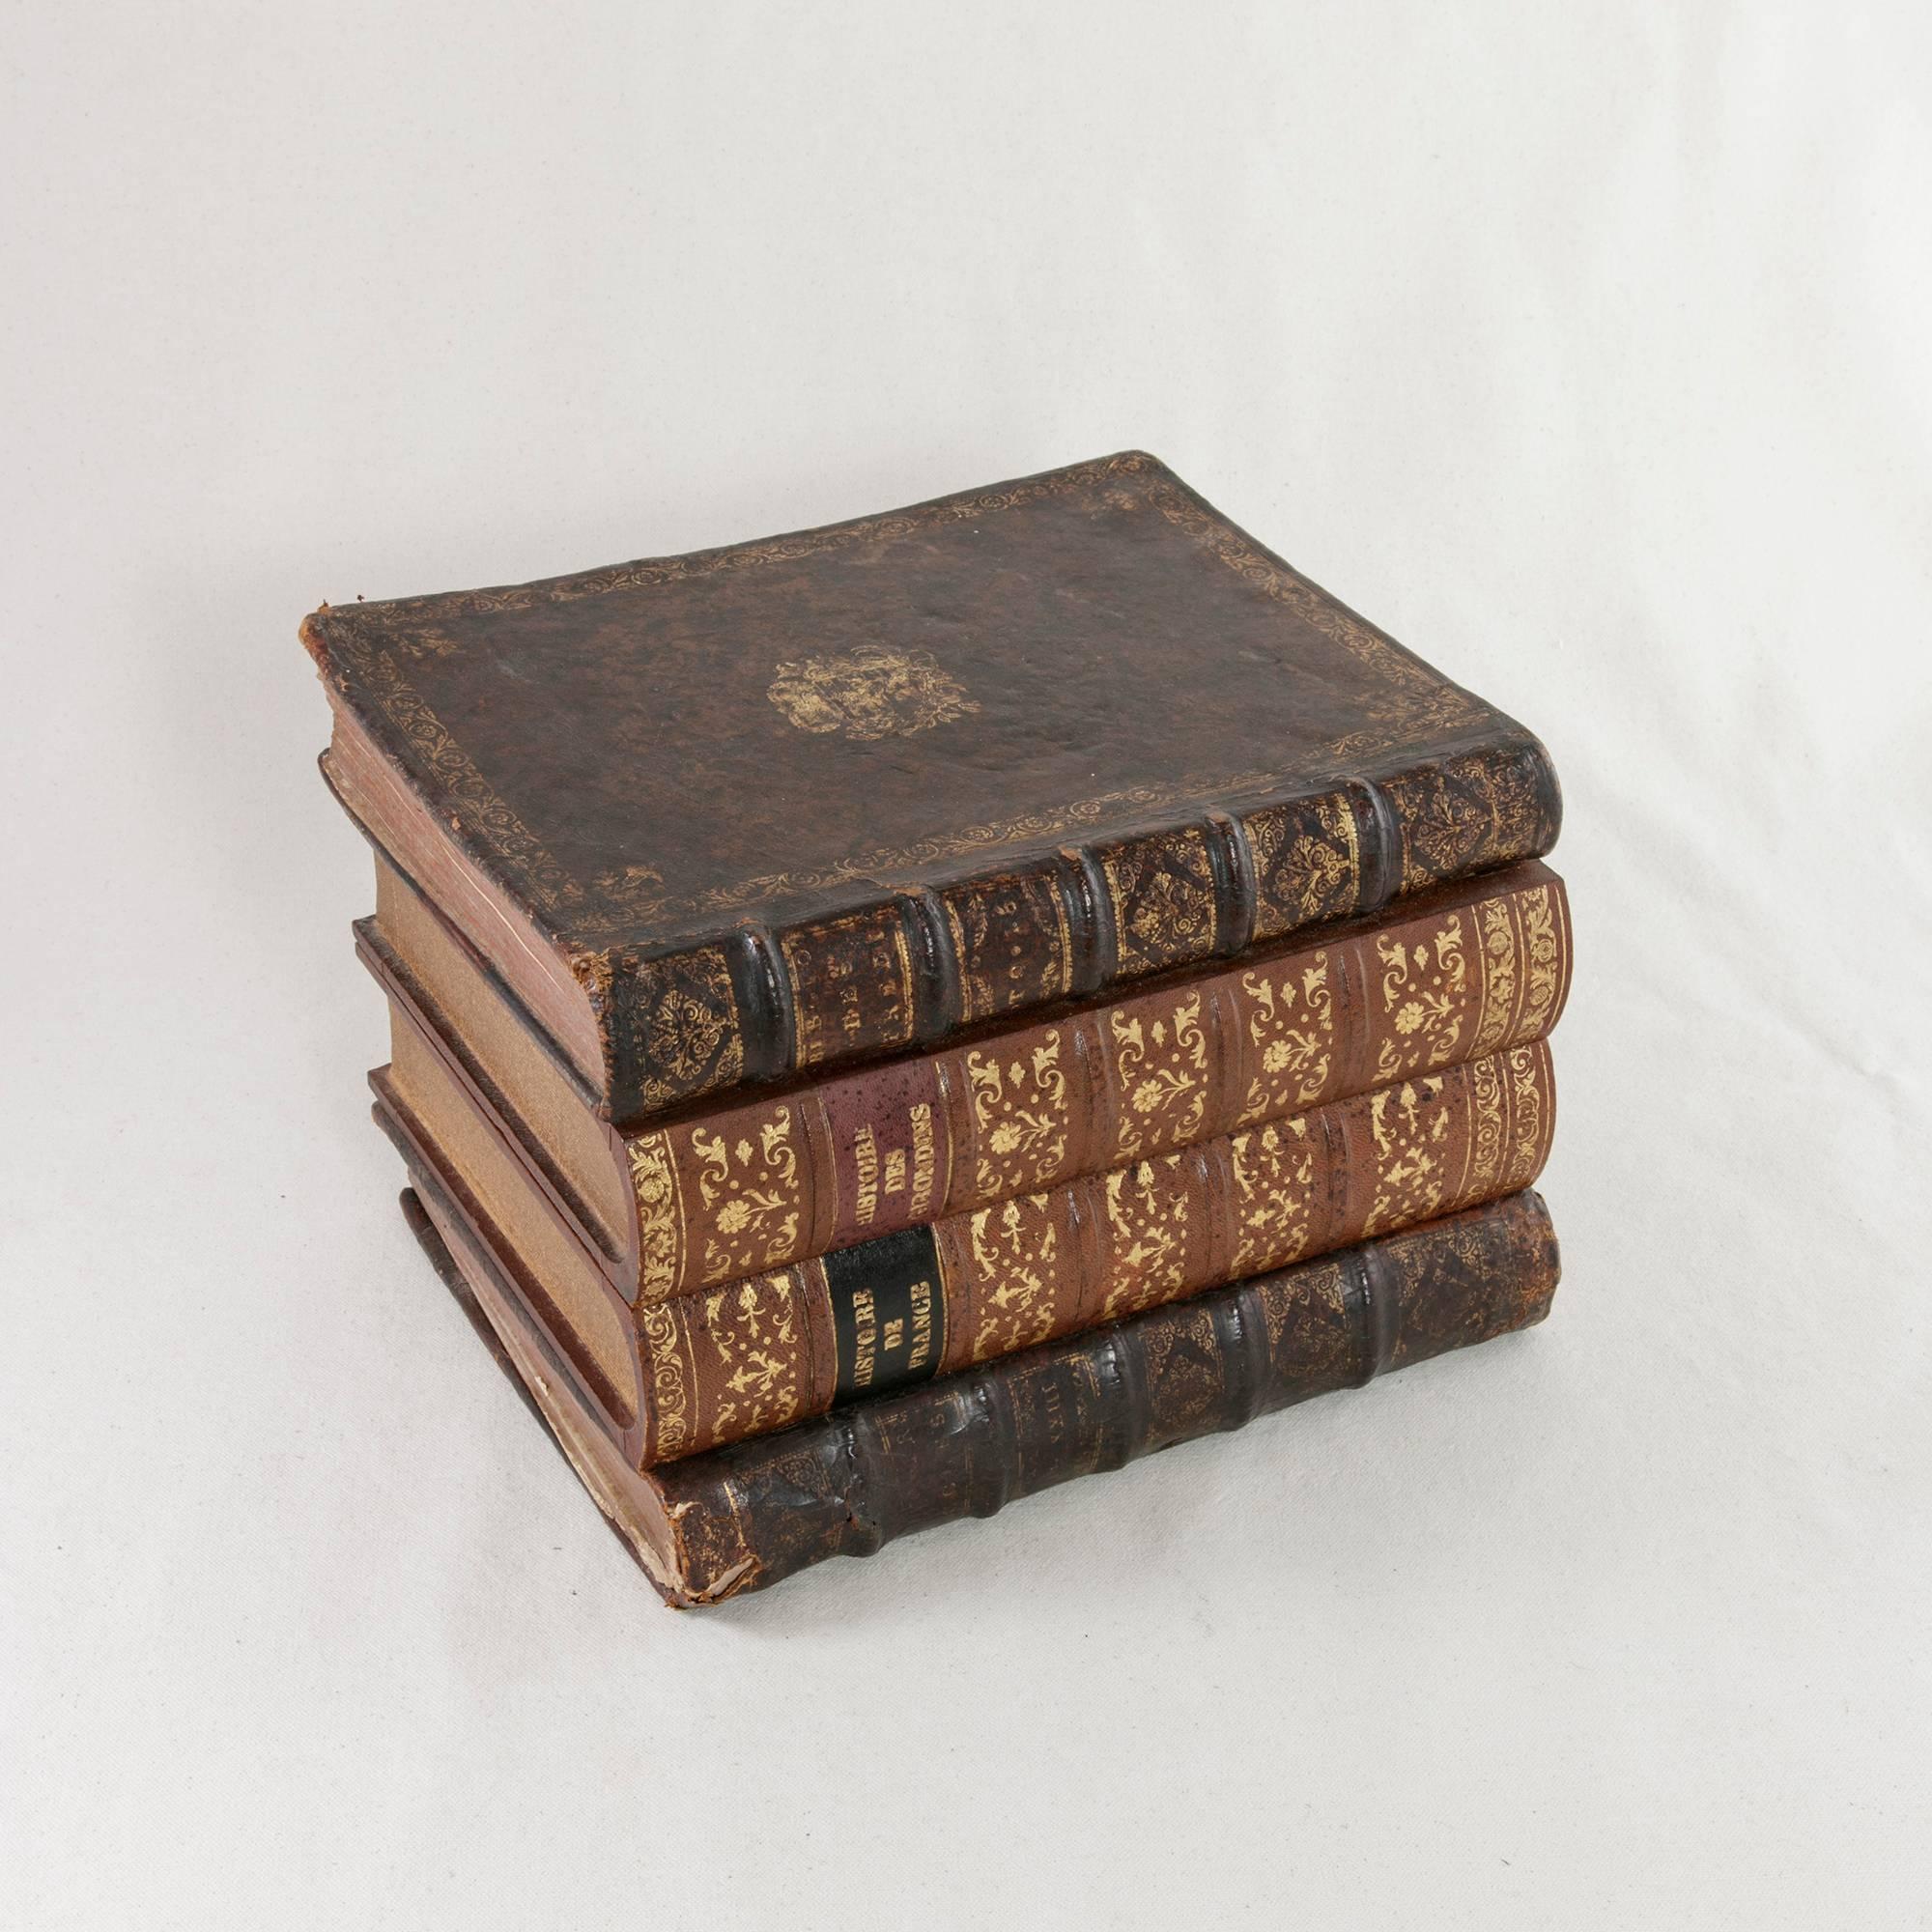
xmin=767 ymin=645 xmax=979 ymax=741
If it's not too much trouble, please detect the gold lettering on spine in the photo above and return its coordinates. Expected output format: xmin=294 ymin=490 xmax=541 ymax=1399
xmin=627 ymin=1131 xmax=684 ymax=1302
xmin=906 ymin=1103 xmax=937 ymax=1219
xmin=849 ymin=1286 xmax=877 ymax=1388
xmin=905 ymin=1278 xmax=935 ymax=1371
xmin=781 ymin=909 xmax=916 ymax=1067
xmin=851 ymin=1125 xmax=879 ymax=1226
xmin=942 ymin=875 xmax=1072 ymax=1025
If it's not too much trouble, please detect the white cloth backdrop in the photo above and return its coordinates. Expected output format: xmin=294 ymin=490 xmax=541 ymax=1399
xmin=5 ymin=4 xmax=1927 ymax=1924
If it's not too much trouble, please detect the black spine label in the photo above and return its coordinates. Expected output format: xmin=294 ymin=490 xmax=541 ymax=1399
xmin=827 ymin=1225 xmax=948 ymax=1405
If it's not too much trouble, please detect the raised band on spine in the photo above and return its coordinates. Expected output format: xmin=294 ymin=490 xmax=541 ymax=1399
xmin=833 ymin=1409 xmax=888 ymax=1558
xmin=726 ymin=921 xmax=794 ymax=1086
xmin=899 ymin=886 xmax=963 ymax=1045
xmin=1055 ymin=844 xmax=1117 ymax=999
xmin=1203 ymin=808 xmax=1258 ymax=958
xmin=1346 ymin=1241 xmax=1403 ymax=1387
xmin=966 ymin=1373 xmax=1019 ymax=1520
xmin=1347 ymin=775 xmax=1404 ymax=918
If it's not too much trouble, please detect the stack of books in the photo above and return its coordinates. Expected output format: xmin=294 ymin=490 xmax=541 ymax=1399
xmin=303 ymin=452 xmax=1571 ymax=1605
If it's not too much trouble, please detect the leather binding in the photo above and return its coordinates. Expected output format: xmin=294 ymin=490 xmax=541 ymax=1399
xmin=359 ymin=846 xmax=1571 ymax=1301
xmin=374 ymin=1027 xmax=1558 ymax=1464
xmin=397 ymin=1178 xmax=1562 ymax=1606
xmin=306 ymin=452 xmax=1560 ymax=1126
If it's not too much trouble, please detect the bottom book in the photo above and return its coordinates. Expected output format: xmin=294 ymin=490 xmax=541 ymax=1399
xmin=387 ymin=1120 xmax=1562 ymax=1607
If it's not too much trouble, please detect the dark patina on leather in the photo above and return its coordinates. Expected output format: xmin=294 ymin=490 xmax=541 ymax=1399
xmin=308 ymin=452 xmax=1559 ymax=1122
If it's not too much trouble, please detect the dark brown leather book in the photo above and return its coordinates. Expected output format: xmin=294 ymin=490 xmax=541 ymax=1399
xmin=372 ymin=1002 xmax=1556 ymax=1465
xmin=359 ymin=845 xmax=1571 ymax=1298
xmin=397 ymin=1177 xmax=1561 ymax=1606
xmin=306 ymin=452 xmax=1560 ymax=1126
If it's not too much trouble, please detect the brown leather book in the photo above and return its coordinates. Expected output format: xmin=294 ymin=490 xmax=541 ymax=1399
xmin=305 ymin=452 xmax=1559 ymax=1127
xmin=396 ymin=1176 xmax=1561 ymax=1606
xmin=356 ymin=843 xmax=1571 ymax=1299
xmin=373 ymin=1002 xmax=1556 ymax=1465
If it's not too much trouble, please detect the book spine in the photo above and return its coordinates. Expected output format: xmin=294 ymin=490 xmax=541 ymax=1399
xmin=624 ymin=865 xmax=1571 ymax=1301
xmin=653 ymin=1190 xmax=1561 ymax=1603
xmin=603 ymin=733 xmax=1561 ymax=1121
xmin=632 ymin=1038 xmax=1556 ymax=1465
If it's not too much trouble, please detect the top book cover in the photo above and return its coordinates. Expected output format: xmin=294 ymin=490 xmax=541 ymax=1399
xmin=305 ymin=450 xmax=1559 ymax=1125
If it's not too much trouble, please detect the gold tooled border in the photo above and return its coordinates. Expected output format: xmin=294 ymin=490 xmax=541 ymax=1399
xmin=321 ymin=452 xmax=1489 ymax=939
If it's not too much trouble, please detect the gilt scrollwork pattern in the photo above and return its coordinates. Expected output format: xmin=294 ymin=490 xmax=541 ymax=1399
xmin=1227 ymin=1115 xmax=1319 ymax=1278
xmin=627 ymin=1132 xmax=684 ymax=1303
xmin=1504 ymin=1044 xmax=1548 ymax=1190
xmin=1383 ymin=743 xmax=1554 ymax=897
xmin=631 ymin=947 xmax=744 ymax=1114
xmin=697 ymin=1273 xmax=811 ymax=1447
xmin=1098 ymin=1156 xmax=1194 ymax=1320
xmin=1236 ymin=955 xmax=1337 ymax=1125
xmin=1361 ymin=1075 xmax=1457 ymax=1238
xmin=966 ymin=1194 xmax=1063 ymax=1362
xmin=964 ymin=1033 xmax=1071 ymax=1202
xmin=630 ymin=1044 xmax=1555 ymax=1462
xmin=1468 ymin=894 xmax=1521 ymax=1060
xmin=1243 ymin=792 xmax=1363 ymax=941
xmin=1106 ymin=991 xmax=1209 ymax=1161
xmin=1100 ymin=827 xmax=1220 ymax=979
xmin=1463 ymin=1053 xmax=1508 ymax=1202
xmin=1372 ymin=913 xmax=1469 ymax=1082
xmin=1516 ymin=887 xmax=1564 ymax=1041
xmin=688 ymin=1106 xmax=806 ymax=1287
xmin=636 ymin=1296 xmax=693 ymax=1461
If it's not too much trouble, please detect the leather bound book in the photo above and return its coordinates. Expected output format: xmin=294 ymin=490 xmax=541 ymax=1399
xmin=306 ymin=452 xmax=1560 ymax=1126
xmin=372 ymin=1007 xmax=1557 ymax=1465
xmin=356 ymin=845 xmax=1571 ymax=1299
xmin=397 ymin=1178 xmax=1562 ymax=1606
